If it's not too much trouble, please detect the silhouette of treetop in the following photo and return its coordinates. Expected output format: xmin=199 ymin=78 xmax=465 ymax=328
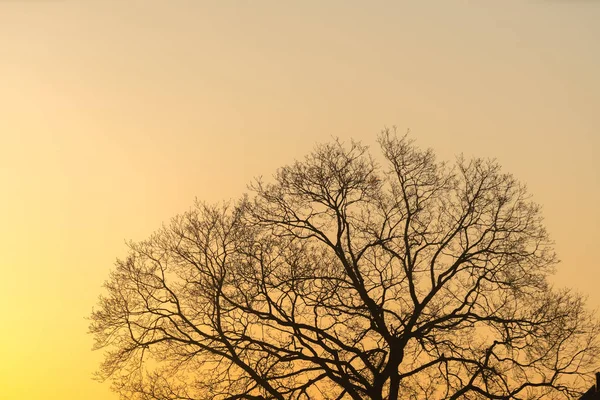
xmin=90 ymin=130 xmax=600 ymax=399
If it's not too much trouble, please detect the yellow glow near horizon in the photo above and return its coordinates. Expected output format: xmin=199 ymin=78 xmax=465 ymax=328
xmin=1 ymin=1 xmax=599 ymax=399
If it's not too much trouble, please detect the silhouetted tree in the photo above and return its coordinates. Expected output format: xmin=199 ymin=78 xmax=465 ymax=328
xmin=91 ymin=130 xmax=600 ymax=399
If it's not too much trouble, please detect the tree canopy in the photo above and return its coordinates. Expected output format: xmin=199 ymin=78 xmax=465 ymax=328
xmin=90 ymin=130 xmax=600 ymax=399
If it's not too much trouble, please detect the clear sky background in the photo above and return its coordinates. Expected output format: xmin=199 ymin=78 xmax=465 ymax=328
xmin=1 ymin=1 xmax=599 ymax=399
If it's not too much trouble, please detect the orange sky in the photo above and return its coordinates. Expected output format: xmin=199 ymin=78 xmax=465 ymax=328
xmin=1 ymin=1 xmax=599 ymax=399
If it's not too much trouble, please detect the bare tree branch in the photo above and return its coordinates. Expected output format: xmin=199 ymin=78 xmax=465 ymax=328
xmin=90 ymin=129 xmax=600 ymax=399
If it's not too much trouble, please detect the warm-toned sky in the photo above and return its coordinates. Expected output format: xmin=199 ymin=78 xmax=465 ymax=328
xmin=1 ymin=1 xmax=599 ymax=399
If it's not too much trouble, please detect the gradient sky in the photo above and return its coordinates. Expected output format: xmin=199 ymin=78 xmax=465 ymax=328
xmin=1 ymin=1 xmax=599 ymax=399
